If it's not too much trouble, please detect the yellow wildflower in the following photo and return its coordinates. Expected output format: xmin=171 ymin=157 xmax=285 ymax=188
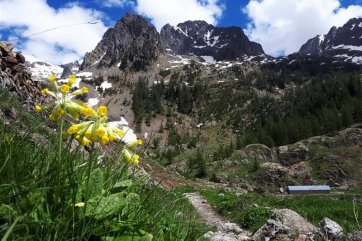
xmin=85 ymin=130 xmax=92 ymax=139
xmin=81 ymin=106 xmax=95 ymax=117
xmin=48 ymin=75 xmax=57 ymax=82
xmin=132 ymin=154 xmax=140 ymax=166
xmin=80 ymin=136 xmax=91 ymax=146
xmin=35 ymin=105 xmax=42 ymax=113
xmin=41 ymin=88 xmax=56 ymax=98
xmin=60 ymin=84 xmax=70 ymax=94
xmin=97 ymin=106 xmax=108 ymax=117
xmin=96 ymin=126 xmax=106 ymax=137
xmin=67 ymin=125 xmax=79 ymax=135
xmin=100 ymin=135 xmax=109 ymax=145
xmin=81 ymin=87 xmax=88 ymax=93
xmin=68 ymin=75 xmax=77 ymax=85
xmin=128 ymin=138 xmax=143 ymax=147
xmin=70 ymin=87 xmax=88 ymax=96
xmin=54 ymin=108 xmax=65 ymax=116
xmin=49 ymin=114 xmax=57 ymax=121
xmin=109 ymin=133 xmax=117 ymax=142
xmin=121 ymin=149 xmax=140 ymax=166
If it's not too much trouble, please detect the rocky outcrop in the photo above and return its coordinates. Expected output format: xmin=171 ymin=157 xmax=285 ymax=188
xmin=60 ymin=60 xmax=80 ymax=79
xmin=0 ymin=42 xmax=43 ymax=108
xmin=320 ymin=217 xmax=343 ymax=240
xmin=237 ymin=144 xmax=277 ymax=163
xmin=252 ymin=209 xmax=321 ymax=241
xmin=160 ymin=20 xmax=265 ymax=61
xmin=347 ymin=231 xmax=362 ymax=241
xmin=254 ymin=162 xmax=295 ymax=187
xmin=306 ymin=128 xmax=362 ymax=148
xmin=276 ymin=142 xmax=310 ymax=166
xmin=81 ymin=12 xmax=164 ymax=71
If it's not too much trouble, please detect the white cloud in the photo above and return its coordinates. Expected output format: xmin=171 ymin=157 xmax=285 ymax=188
xmin=135 ymin=0 xmax=224 ymax=30
xmin=244 ymin=0 xmax=362 ymax=56
xmin=0 ymin=0 xmax=108 ymax=64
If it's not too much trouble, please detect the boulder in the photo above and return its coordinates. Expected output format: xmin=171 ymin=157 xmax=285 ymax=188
xmin=277 ymin=142 xmax=310 ymax=166
xmin=320 ymin=217 xmax=343 ymax=240
xmin=6 ymin=55 xmax=18 ymax=65
xmin=0 ymin=42 xmax=14 ymax=56
xmin=347 ymin=231 xmax=362 ymax=241
xmin=204 ymin=222 xmax=251 ymax=241
xmin=16 ymin=52 xmax=26 ymax=64
xmin=252 ymin=209 xmax=320 ymax=241
xmin=254 ymin=162 xmax=294 ymax=186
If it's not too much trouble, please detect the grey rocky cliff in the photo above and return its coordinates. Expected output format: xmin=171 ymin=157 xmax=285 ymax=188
xmin=0 ymin=42 xmax=44 ymax=108
xmin=81 ymin=12 xmax=164 ymax=71
xmin=160 ymin=20 xmax=265 ymax=61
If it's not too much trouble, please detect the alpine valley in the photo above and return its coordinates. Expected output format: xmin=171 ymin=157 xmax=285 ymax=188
xmin=1 ymin=12 xmax=362 ymax=241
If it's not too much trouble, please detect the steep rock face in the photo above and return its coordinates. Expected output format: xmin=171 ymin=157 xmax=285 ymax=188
xmin=160 ymin=20 xmax=265 ymax=61
xmin=81 ymin=13 xmax=164 ymax=71
xmin=0 ymin=42 xmax=44 ymax=107
xmin=60 ymin=60 xmax=80 ymax=79
xmin=298 ymin=18 xmax=362 ymax=64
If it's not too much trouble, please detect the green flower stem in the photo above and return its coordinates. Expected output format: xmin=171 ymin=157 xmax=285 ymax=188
xmin=58 ymin=118 xmax=64 ymax=161
xmin=84 ymin=145 xmax=95 ymax=214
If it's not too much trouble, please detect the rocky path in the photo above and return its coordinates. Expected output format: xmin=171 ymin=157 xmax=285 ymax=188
xmin=184 ymin=193 xmax=251 ymax=241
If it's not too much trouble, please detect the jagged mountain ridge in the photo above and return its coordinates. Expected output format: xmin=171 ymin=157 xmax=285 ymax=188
xmin=81 ymin=13 xmax=164 ymax=71
xmin=81 ymin=13 xmax=267 ymax=71
xmin=160 ymin=20 xmax=265 ymax=61
xmin=298 ymin=17 xmax=362 ymax=64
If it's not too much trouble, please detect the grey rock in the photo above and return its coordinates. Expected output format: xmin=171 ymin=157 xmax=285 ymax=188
xmin=320 ymin=217 xmax=343 ymax=240
xmin=277 ymin=142 xmax=310 ymax=166
xmin=160 ymin=20 xmax=265 ymax=61
xmin=81 ymin=12 xmax=164 ymax=71
xmin=347 ymin=231 xmax=362 ymax=241
xmin=252 ymin=209 xmax=320 ymax=241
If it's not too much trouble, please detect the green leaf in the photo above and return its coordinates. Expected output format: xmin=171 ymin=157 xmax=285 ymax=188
xmin=85 ymin=193 xmax=127 ymax=219
xmin=113 ymin=180 xmax=133 ymax=189
xmin=111 ymin=180 xmax=133 ymax=193
xmin=86 ymin=168 xmax=104 ymax=199
xmin=102 ymin=231 xmax=153 ymax=241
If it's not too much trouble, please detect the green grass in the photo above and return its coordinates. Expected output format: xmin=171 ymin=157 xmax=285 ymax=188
xmin=200 ymin=188 xmax=362 ymax=233
xmin=0 ymin=89 xmax=209 ymax=240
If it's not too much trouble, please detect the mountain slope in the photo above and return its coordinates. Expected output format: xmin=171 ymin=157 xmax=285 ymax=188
xmin=160 ymin=20 xmax=265 ymax=61
xmin=298 ymin=17 xmax=362 ymax=64
xmin=23 ymin=54 xmax=64 ymax=80
xmin=81 ymin=12 xmax=164 ymax=71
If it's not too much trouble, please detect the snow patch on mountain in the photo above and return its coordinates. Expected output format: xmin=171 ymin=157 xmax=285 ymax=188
xmin=99 ymin=81 xmax=112 ymax=91
xmin=92 ymin=52 xmax=106 ymax=66
xmin=318 ymin=34 xmax=325 ymax=44
xmin=23 ymin=53 xmax=63 ymax=81
xmin=201 ymin=56 xmax=216 ymax=64
xmin=332 ymin=45 xmax=362 ymax=51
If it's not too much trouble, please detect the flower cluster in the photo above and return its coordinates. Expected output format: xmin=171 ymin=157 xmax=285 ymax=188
xmin=36 ymin=75 xmax=89 ymax=121
xmin=35 ymin=75 xmax=141 ymax=166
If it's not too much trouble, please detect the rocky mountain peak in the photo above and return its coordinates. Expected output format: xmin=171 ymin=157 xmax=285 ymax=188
xmin=298 ymin=17 xmax=362 ymax=64
xmin=81 ymin=12 xmax=164 ymax=71
xmin=160 ymin=20 xmax=265 ymax=61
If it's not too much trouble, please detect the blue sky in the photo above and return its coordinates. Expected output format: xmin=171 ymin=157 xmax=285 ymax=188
xmin=1 ymin=0 xmax=362 ymax=64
